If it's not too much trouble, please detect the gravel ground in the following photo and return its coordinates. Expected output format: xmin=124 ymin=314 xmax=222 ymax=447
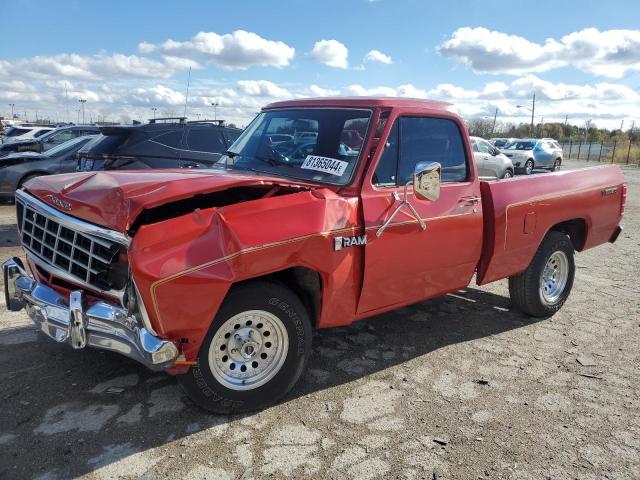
xmin=0 ymin=160 xmax=638 ymax=480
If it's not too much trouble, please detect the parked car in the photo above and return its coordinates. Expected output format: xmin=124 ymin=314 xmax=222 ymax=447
xmin=501 ymin=138 xmax=563 ymax=174
xmin=0 ymin=125 xmax=99 ymax=157
xmin=77 ymin=119 xmax=242 ymax=171
xmin=1 ymin=125 xmax=54 ymax=146
xmin=488 ymin=137 xmax=515 ymax=148
xmin=0 ymin=135 xmax=96 ymax=200
xmin=4 ymin=97 xmax=625 ymax=414
xmin=470 ymin=136 xmax=514 ymax=178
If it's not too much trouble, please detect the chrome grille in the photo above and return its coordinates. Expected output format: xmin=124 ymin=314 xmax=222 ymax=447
xmin=16 ymin=192 xmax=129 ymax=294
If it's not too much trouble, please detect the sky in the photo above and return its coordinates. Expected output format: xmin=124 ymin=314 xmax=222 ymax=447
xmin=1 ymin=0 xmax=640 ymax=129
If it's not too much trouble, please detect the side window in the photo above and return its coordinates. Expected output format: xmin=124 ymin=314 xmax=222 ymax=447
xmin=49 ymin=131 xmax=75 ymax=145
xmin=187 ymin=128 xmax=226 ymax=153
xmin=471 ymin=140 xmax=479 ymax=153
xmin=398 ymin=117 xmax=468 ymax=184
xmin=477 ymin=140 xmax=491 ymax=154
xmin=223 ymin=129 xmax=241 ymax=146
xmin=152 ymin=130 xmax=184 ymax=149
xmin=372 ymin=120 xmax=398 ymax=186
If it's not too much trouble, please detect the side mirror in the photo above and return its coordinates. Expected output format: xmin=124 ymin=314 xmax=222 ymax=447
xmin=413 ymin=161 xmax=441 ymax=202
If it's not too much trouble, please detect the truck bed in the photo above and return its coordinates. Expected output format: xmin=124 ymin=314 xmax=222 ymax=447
xmin=477 ymin=165 xmax=625 ymax=285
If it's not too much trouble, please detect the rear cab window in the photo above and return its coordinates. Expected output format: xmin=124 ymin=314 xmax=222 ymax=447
xmin=373 ymin=116 xmax=469 ymax=186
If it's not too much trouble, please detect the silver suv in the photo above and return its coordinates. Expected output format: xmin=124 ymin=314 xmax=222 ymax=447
xmin=470 ymin=136 xmax=514 ymax=179
xmin=501 ymin=138 xmax=563 ymax=175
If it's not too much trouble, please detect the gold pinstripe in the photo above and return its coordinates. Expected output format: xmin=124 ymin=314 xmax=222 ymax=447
xmin=148 ymin=211 xmax=473 ymax=326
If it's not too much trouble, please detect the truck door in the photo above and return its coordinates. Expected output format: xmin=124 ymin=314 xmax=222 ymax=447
xmin=358 ymin=115 xmax=483 ymax=315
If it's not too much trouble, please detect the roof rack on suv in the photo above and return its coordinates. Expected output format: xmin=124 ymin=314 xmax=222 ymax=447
xmin=186 ymin=119 xmax=226 ymax=126
xmin=148 ymin=117 xmax=187 ymax=124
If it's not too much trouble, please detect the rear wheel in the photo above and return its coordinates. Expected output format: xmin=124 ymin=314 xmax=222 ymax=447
xmin=524 ymin=159 xmax=534 ymax=175
xmin=509 ymin=231 xmax=575 ymax=317
xmin=178 ymin=281 xmax=312 ymax=413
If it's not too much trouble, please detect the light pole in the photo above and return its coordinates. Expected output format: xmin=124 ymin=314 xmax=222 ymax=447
xmin=211 ymin=101 xmax=219 ymax=121
xmin=8 ymin=103 xmax=15 ymax=119
xmin=78 ymin=99 xmax=87 ymax=124
xmin=151 ymin=107 xmax=157 ymax=120
xmin=517 ymin=91 xmax=536 ymax=137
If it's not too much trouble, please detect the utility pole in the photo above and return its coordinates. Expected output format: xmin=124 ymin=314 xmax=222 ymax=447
xmin=564 ymin=114 xmax=569 ymax=139
xmin=491 ymin=107 xmax=498 ymax=136
xmin=530 ymin=92 xmax=536 ymax=137
xmin=79 ymin=99 xmax=87 ymax=124
xmin=211 ymin=101 xmax=219 ymax=121
xmin=151 ymin=107 xmax=157 ymax=120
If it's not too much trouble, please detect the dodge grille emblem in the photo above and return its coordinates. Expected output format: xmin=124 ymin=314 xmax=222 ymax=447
xmin=46 ymin=195 xmax=72 ymax=211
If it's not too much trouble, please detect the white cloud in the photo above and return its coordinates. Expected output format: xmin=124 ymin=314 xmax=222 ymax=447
xmin=364 ymin=49 xmax=393 ymax=64
xmin=310 ymin=40 xmax=349 ymax=69
xmin=3 ymin=74 xmax=639 ymax=130
xmin=139 ymin=30 xmax=295 ymax=70
xmin=135 ymin=85 xmax=186 ymax=105
xmin=236 ymin=80 xmax=290 ymax=98
xmin=0 ymin=52 xmax=178 ymax=81
xmin=306 ymin=84 xmax=340 ymax=97
xmin=437 ymin=27 xmax=640 ymax=78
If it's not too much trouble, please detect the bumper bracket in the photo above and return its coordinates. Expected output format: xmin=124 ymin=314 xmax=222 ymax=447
xmin=2 ymin=257 xmax=178 ymax=370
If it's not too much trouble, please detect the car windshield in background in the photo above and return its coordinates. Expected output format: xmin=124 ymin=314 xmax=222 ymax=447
xmin=44 ymin=135 xmax=95 ymax=157
xmin=4 ymin=127 xmax=31 ymax=137
xmin=220 ymin=108 xmax=371 ymax=185
xmin=504 ymin=141 xmax=536 ymax=150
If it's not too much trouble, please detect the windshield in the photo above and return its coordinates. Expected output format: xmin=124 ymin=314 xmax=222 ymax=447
xmin=44 ymin=135 xmax=95 ymax=157
xmin=504 ymin=141 xmax=536 ymax=150
xmin=4 ymin=127 xmax=32 ymax=137
xmin=220 ymin=108 xmax=372 ymax=185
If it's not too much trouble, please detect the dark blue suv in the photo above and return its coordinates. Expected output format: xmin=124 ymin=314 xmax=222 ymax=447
xmin=77 ymin=118 xmax=242 ymax=171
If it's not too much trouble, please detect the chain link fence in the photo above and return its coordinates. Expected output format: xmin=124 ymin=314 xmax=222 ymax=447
xmin=559 ymin=139 xmax=640 ymax=166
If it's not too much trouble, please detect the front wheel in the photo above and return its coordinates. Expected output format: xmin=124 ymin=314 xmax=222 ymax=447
xmin=508 ymin=231 xmax=575 ymax=317
xmin=551 ymin=159 xmax=561 ymax=171
xmin=524 ymin=159 xmax=534 ymax=175
xmin=178 ymin=281 xmax=312 ymax=413
xmin=502 ymin=169 xmax=513 ymax=179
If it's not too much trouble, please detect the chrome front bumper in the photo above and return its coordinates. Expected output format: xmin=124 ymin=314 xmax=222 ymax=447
xmin=2 ymin=257 xmax=178 ymax=370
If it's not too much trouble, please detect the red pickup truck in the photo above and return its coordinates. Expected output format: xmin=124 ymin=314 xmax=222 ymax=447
xmin=3 ymin=98 xmax=626 ymax=413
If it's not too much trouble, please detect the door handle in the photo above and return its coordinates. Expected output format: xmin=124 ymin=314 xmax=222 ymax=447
xmin=459 ymin=196 xmax=480 ymax=206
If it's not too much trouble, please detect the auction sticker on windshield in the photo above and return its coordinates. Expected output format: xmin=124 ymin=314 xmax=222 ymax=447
xmin=301 ymin=155 xmax=348 ymax=176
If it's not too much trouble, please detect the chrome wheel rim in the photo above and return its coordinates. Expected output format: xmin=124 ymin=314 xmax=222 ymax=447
xmin=540 ymin=251 xmax=569 ymax=304
xmin=208 ymin=310 xmax=289 ymax=391
xmin=525 ymin=161 xmax=533 ymax=174
xmin=503 ymin=170 xmax=512 ymax=178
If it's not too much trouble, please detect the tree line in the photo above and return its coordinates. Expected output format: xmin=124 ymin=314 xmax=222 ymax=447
xmin=465 ymin=118 xmax=639 ymax=144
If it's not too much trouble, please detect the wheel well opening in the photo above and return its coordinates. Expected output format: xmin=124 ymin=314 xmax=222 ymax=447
xmin=234 ymin=267 xmax=322 ymax=328
xmin=551 ymin=218 xmax=587 ymax=251
xmin=19 ymin=172 xmax=47 ymax=188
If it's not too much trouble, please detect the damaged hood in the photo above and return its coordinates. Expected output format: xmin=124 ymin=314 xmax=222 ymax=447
xmin=23 ymin=168 xmax=316 ymax=233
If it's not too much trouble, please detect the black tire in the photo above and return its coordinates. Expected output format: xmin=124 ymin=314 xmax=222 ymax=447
xmin=502 ymin=169 xmax=514 ymax=179
xmin=508 ymin=231 xmax=575 ymax=317
xmin=178 ymin=281 xmax=312 ymax=414
xmin=551 ymin=158 xmax=561 ymax=171
xmin=524 ymin=159 xmax=534 ymax=175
